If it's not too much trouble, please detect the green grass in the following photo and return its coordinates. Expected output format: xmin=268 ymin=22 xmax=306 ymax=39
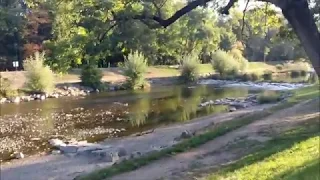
xmin=77 ymin=85 xmax=319 ymax=180
xmin=204 ymin=118 xmax=320 ymax=180
xmin=257 ymin=91 xmax=281 ymax=104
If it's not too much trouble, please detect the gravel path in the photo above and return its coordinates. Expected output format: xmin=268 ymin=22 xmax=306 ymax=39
xmin=0 ymin=105 xmax=271 ymax=180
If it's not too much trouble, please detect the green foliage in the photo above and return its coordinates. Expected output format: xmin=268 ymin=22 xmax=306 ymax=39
xmin=229 ymin=48 xmax=248 ymax=72
xmin=24 ymin=52 xmax=55 ymax=93
xmin=80 ymin=65 xmax=103 ymax=90
xmin=276 ymin=64 xmax=283 ymax=70
xmin=211 ymin=50 xmax=239 ymax=76
xmin=180 ymin=52 xmax=200 ymax=82
xmin=258 ymin=91 xmax=281 ymax=104
xmin=0 ymin=77 xmax=18 ymax=98
xmin=123 ymin=51 xmax=148 ymax=90
xmin=262 ymin=71 xmax=273 ymax=81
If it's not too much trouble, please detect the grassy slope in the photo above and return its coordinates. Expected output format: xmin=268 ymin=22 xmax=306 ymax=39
xmin=77 ymin=86 xmax=319 ymax=180
xmin=202 ymin=86 xmax=320 ymax=180
xmin=205 ymin=119 xmax=320 ymax=180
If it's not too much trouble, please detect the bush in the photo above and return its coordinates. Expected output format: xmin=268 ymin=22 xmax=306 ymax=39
xmin=262 ymin=71 xmax=273 ymax=81
xmin=180 ymin=52 xmax=200 ymax=82
xmin=290 ymin=70 xmax=301 ymax=78
xmin=123 ymin=51 xmax=148 ymax=90
xmin=80 ymin=65 xmax=103 ymax=90
xmin=258 ymin=91 xmax=281 ymax=104
xmin=211 ymin=50 xmax=240 ymax=76
xmin=0 ymin=77 xmax=18 ymax=98
xmin=229 ymin=48 xmax=248 ymax=72
xmin=24 ymin=51 xmax=55 ymax=93
xmin=276 ymin=64 xmax=283 ymax=71
xmin=250 ymin=73 xmax=259 ymax=81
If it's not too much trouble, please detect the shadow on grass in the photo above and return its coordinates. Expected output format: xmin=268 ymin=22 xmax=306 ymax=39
xmin=207 ymin=118 xmax=320 ymax=179
xmin=277 ymin=159 xmax=320 ymax=180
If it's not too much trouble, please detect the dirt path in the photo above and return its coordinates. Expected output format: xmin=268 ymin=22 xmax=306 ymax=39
xmin=0 ymin=105 xmax=271 ymax=180
xmin=111 ymin=98 xmax=320 ymax=180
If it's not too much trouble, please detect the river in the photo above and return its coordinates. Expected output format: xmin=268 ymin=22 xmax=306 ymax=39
xmin=0 ymin=84 xmax=269 ymax=161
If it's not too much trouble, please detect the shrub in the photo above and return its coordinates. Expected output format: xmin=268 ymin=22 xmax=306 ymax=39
xmin=276 ymin=64 xmax=283 ymax=71
xmin=0 ymin=77 xmax=18 ymax=98
xmin=211 ymin=50 xmax=239 ymax=76
xmin=180 ymin=52 xmax=200 ymax=82
xmin=258 ymin=91 xmax=281 ymax=104
xmin=123 ymin=51 xmax=148 ymax=90
xmin=250 ymin=73 xmax=259 ymax=81
xmin=24 ymin=51 xmax=55 ymax=93
xmin=229 ymin=48 xmax=248 ymax=72
xmin=262 ymin=71 xmax=273 ymax=81
xmin=80 ymin=65 xmax=103 ymax=90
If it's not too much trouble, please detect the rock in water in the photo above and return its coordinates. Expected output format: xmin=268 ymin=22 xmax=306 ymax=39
xmin=49 ymin=139 xmax=66 ymax=147
xmin=229 ymin=107 xmax=237 ymax=112
xmin=15 ymin=152 xmax=24 ymax=159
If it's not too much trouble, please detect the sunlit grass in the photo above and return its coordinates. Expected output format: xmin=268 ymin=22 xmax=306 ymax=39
xmin=205 ymin=136 xmax=320 ymax=180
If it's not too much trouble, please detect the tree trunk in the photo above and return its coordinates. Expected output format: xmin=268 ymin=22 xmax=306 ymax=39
xmin=281 ymin=0 xmax=320 ymax=77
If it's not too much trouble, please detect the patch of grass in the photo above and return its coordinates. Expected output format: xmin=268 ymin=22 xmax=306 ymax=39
xmin=282 ymin=159 xmax=320 ymax=180
xmin=257 ymin=91 xmax=281 ymax=104
xmin=204 ymin=118 xmax=320 ymax=180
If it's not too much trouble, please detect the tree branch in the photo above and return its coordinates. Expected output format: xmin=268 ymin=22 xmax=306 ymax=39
xmin=241 ymin=0 xmax=250 ymax=39
xmin=220 ymin=0 xmax=239 ymax=15
xmin=144 ymin=0 xmax=211 ymax=28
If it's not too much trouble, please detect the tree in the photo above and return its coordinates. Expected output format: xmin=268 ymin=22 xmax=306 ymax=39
xmin=0 ymin=0 xmax=26 ymax=70
xmin=136 ymin=0 xmax=320 ymax=76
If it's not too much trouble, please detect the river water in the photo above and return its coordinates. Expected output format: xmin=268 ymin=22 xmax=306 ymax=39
xmin=0 ymin=84 xmax=264 ymax=161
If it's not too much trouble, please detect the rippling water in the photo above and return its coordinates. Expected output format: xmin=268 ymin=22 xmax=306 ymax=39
xmin=0 ymin=84 xmax=262 ymax=161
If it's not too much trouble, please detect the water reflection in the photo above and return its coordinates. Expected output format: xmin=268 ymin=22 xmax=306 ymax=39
xmin=127 ymin=85 xmax=249 ymax=127
xmin=129 ymin=97 xmax=150 ymax=127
